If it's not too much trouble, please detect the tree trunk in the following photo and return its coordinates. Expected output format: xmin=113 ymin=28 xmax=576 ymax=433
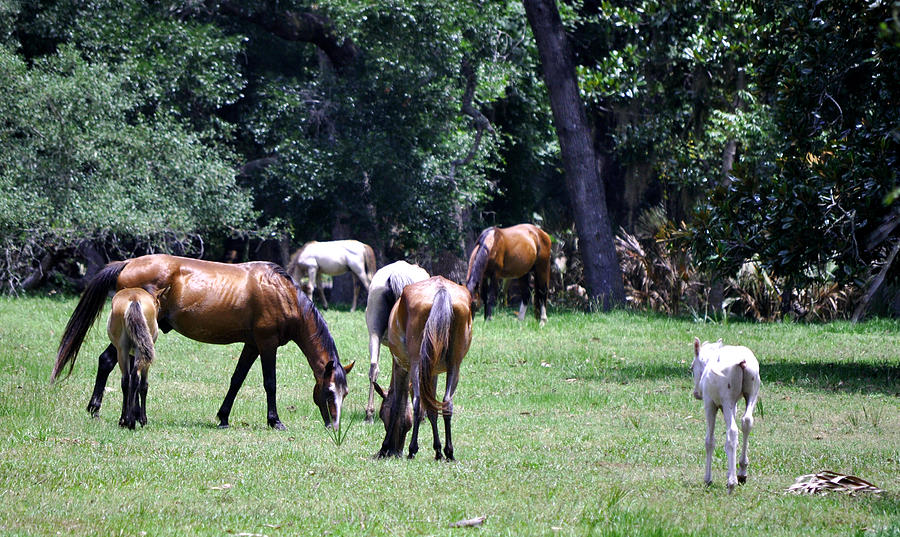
xmin=523 ymin=0 xmax=624 ymax=309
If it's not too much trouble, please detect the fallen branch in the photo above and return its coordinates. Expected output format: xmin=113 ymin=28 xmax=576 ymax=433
xmin=449 ymin=515 xmax=487 ymax=528
xmin=787 ymin=471 xmax=882 ymax=495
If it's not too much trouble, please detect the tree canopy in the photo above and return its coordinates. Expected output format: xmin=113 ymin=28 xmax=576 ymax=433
xmin=0 ymin=0 xmax=897 ymax=318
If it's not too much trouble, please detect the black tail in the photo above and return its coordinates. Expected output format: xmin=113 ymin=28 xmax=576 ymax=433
xmin=466 ymin=228 xmax=494 ymax=297
xmin=51 ymin=261 xmax=128 ymax=383
xmin=125 ymin=300 xmax=155 ymax=372
xmin=419 ymin=286 xmax=452 ymax=413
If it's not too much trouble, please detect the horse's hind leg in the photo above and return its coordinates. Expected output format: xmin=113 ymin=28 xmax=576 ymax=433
xmin=427 ymin=376 xmax=442 ymax=460
xmin=484 ymin=275 xmax=497 ymax=321
xmin=216 ymin=344 xmax=259 ymax=428
xmin=118 ymin=347 xmax=137 ymax=429
xmin=351 ymin=279 xmax=359 ymax=312
xmin=534 ymin=260 xmax=550 ymax=326
xmin=407 ymin=360 xmax=423 ymax=460
xmin=516 ymin=275 xmax=531 ymax=321
xmin=87 ymin=344 xmax=117 ymax=417
xmin=738 ymin=389 xmax=759 ymax=484
xmin=442 ymin=367 xmax=461 ymax=461
xmin=137 ymin=369 xmax=149 ymax=427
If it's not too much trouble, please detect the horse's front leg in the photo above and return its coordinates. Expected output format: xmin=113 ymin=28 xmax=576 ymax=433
xmin=377 ymin=367 xmax=408 ymax=458
xmin=259 ymin=348 xmax=285 ymax=430
xmin=366 ymin=332 xmax=381 ymax=423
xmin=216 ymin=344 xmax=259 ymax=428
xmin=310 ymin=268 xmax=328 ymax=310
xmin=87 ymin=344 xmax=117 ymax=416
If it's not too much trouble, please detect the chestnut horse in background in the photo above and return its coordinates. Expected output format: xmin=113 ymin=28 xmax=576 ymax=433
xmin=377 ymin=276 xmax=473 ymax=460
xmin=364 ymin=260 xmax=430 ymax=423
xmin=107 ymin=288 xmax=159 ymax=429
xmin=466 ymin=223 xmax=551 ymax=325
xmin=287 ymin=240 xmax=377 ymax=312
xmin=51 ymin=254 xmax=354 ymax=431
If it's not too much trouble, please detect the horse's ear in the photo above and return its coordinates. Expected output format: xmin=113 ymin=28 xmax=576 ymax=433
xmin=373 ymin=382 xmax=386 ymax=399
xmin=343 ymin=360 xmax=355 ymax=374
xmin=693 ymin=337 xmax=701 ymax=357
xmin=715 ymin=338 xmax=723 ymax=347
xmin=324 ymin=360 xmax=335 ymax=377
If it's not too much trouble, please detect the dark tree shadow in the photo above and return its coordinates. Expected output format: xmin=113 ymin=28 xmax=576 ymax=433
xmin=593 ymin=360 xmax=900 ymax=397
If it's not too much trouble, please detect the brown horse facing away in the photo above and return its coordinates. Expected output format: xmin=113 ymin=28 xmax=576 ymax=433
xmin=51 ymin=254 xmax=354 ymax=430
xmin=377 ymin=276 xmax=473 ymax=460
xmin=465 ymin=223 xmax=551 ymax=325
xmin=107 ymin=288 xmax=159 ymax=429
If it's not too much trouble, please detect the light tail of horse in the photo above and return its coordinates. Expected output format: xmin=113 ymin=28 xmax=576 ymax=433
xmin=419 ymin=286 xmax=452 ymax=414
xmin=363 ymin=244 xmax=377 ymax=282
xmin=51 ymin=261 xmax=128 ymax=383
xmin=124 ymin=300 xmax=155 ymax=372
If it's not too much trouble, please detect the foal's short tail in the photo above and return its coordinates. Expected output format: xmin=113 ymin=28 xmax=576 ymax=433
xmin=125 ymin=301 xmax=155 ymax=373
xmin=419 ymin=286 xmax=452 ymax=414
xmin=51 ymin=261 xmax=128 ymax=383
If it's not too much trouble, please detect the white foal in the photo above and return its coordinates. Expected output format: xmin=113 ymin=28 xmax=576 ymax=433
xmin=691 ymin=337 xmax=761 ymax=493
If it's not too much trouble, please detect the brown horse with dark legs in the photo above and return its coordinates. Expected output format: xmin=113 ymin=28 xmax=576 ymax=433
xmin=377 ymin=276 xmax=472 ymax=460
xmin=107 ymin=287 xmax=159 ymax=429
xmin=465 ymin=223 xmax=551 ymax=326
xmin=51 ymin=254 xmax=354 ymax=430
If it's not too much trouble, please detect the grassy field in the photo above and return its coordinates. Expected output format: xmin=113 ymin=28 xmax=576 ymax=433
xmin=0 ymin=295 xmax=898 ymax=536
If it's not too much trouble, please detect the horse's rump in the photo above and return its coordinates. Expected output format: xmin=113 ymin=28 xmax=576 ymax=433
xmin=124 ymin=300 xmax=156 ymax=370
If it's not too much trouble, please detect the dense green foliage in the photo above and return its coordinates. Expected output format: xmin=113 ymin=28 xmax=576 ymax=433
xmin=690 ymin=2 xmax=899 ymax=286
xmin=0 ymin=0 xmax=897 ymax=318
xmin=1 ymin=298 xmax=898 ymax=535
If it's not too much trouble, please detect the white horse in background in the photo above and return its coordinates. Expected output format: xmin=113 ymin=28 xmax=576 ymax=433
xmin=287 ymin=240 xmax=377 ymax=312
xmin=364 ymin=260 xmax=430 ymax=422
xmin=691 ymin=337 xmax=761 ymax=494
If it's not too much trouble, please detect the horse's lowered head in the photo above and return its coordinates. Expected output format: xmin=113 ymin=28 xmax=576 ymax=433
xmin=313 ymin=359 xmax=355 ymax=430
xmin=691 ymin=337 xmax=723 ymax=400
xmin=373 ymin=381 xmax=418 ymax=453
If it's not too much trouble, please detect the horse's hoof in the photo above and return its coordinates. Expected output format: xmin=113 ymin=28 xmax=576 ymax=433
xmin=738 ymin=475 xmax=747 ymax=485
xmin=270 ymin=420 xmax=287 ymax=431
xmin=218 ymin=422 xmax=230 ymax=429
xmin=364 ymin=416 xmax=375 ymax=425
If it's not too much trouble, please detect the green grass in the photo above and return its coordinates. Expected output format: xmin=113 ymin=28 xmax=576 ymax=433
xmin=0 ymin=296 xmax=898 ymax=536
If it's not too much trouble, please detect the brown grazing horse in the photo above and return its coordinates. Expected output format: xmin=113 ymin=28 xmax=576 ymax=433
xmin=465 ymin=223 xmax=551 ymax=325
xmin=377 ymin=276 xmax=473 ymax=460
xmin=51 ymin=254 xmax=354 ymax=430
xmin=106 ymin=288 xmax=159 ymax=429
